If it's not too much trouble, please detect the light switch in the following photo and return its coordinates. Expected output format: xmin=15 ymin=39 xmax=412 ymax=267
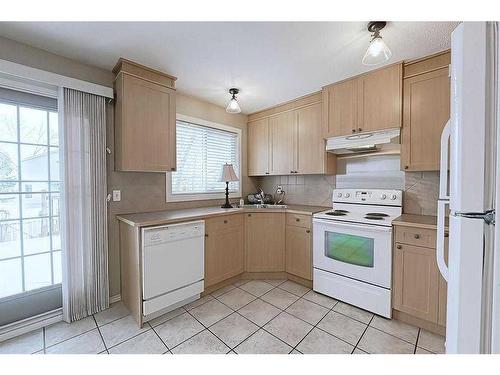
xmin=112 ymin=190 xmax=121 ymax=202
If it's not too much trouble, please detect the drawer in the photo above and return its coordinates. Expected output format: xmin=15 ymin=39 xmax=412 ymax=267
xmin=286 ymin=213 xmax=311 ymax=229
xmin=394 ymin=226 xmax=436 ymax=248
xmin=205 ymin=214 xmax=243 ymax=233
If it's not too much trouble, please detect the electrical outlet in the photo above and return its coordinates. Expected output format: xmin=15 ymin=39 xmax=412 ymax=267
xmin=112 ymin=190 xmax=121 ymax=202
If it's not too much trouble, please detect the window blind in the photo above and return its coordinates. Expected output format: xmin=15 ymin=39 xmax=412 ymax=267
xmin=171 ymin=120 xmax=240 ymax=195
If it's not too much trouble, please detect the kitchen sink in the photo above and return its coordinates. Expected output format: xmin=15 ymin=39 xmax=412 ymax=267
xmin=240 ymin=204 xmax=288 ymax=209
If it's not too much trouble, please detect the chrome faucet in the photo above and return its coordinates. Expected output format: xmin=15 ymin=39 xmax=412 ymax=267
xmin=256 ymin=187 xmax=265 ymax=205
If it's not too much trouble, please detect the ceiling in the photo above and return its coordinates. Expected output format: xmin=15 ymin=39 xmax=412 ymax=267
xmin=0 ymin=22 xmax=459 ymax=114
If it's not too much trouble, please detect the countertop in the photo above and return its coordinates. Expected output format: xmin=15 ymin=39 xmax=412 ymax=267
xmin=393 ymin=213 xmax=449 ymax=230
xmin=116 ymin=204 xmax=330 ymax=228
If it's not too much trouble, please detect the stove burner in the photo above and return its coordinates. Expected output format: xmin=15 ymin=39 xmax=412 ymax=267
xmin=364 ymin=216 xmax=384 ymax=220
xmin=365 ymin=213 xmax=389 ymax=217
xmin=326 ymin=210 xmax=348 ymax=216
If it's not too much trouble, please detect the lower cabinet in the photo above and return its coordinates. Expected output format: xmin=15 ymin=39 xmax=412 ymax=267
xmin=285 ymin=214 xmax=312 ymax=280
xmin=204 ymin=214 xmax=244 ymax=288
xmin=392 ymin=224 xmax=448 ymax=327
xmin=245 ymin=212 xmax=285 ymax=272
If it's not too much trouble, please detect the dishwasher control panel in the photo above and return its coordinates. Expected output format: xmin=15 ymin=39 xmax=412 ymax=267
xmin=143 ymin=221 xmax=205 ymax=246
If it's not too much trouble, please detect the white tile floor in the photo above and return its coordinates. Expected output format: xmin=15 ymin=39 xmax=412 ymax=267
xmin=0 ymin=279 xmax=446 ymax=354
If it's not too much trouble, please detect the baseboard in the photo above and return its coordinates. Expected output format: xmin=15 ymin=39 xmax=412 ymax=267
xmin=0 ymin=308 xmax=62 ymax=343
xmin=109 ymin=294 xmax=121 ymax=304
xmin=392 ymin=309 xmax=446 ymax=336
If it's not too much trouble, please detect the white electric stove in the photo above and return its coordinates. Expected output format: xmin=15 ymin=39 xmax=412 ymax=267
xmin=312 ymin=188 xmax=403 ymax=318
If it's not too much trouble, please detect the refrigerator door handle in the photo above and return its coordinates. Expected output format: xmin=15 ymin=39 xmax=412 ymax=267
xmin=439 ymin=119 xmax=452 ymax=200
xmin=437 ymin=199 xmax=449 ymax=281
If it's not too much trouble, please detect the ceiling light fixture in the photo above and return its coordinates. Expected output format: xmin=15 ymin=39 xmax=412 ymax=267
xmin=226 ymin=88 xmax=241 ymax=114
xmin=362 ymin=21 xmax=392 ymax=66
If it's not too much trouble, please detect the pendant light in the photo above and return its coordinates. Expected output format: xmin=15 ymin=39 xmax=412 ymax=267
xmin=226 ymin=88 xmax=241 ymax=114
xmin=362 ymin=21 xmax=392 ymax=66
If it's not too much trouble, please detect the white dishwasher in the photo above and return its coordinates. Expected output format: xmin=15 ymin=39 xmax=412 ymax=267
xmin=142 ymin=220 xmax=205 ymax=317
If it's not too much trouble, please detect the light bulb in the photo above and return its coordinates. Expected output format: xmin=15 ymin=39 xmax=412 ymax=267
xmin=362 ymin=35 xmax=392 ymax=66
xmin=226 ymin=97 xmax=241 ymax=113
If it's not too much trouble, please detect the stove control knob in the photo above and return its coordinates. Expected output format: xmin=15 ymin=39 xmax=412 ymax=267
xmin=390 ymin=194 xmax=397 ymax=200
xmin=337 ymin=193 xmax=343 ymax=198
xmin=381 ymin=194 xmax=387 ymax=200
xmin=345 ymin=193 xmax=350 ymax=198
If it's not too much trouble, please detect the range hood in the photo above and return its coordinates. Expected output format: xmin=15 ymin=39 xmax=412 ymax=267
xmin=326 ymin=128 xmax=400 ymax=155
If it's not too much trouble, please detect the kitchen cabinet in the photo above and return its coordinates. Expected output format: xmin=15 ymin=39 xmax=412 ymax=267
xmin=401 ymin=51 xmax=451 ymax=171
xmin=204 ymin=214 xmax=245 ymax=288
xmin=269 ymin=111 xmax=295 ymax=175
xmin=322 ymin=63 xmax=402 ymax=137
xmin=248 ymin=117 xmax=270 ymax=175
xmin=322 ymin=78 xmax=358 ymax=137
xmin=392 ymin=222 xmax=448 ymax=328
xmin=285 ymin=214 xmax=312 ymax=280
xmin=245 ymin=212 xmax=285 ymax=272
xmin=247 ymin=93 xmax=335 ymax=176
xmin=113 ymin=58 xmax=177 ymax=172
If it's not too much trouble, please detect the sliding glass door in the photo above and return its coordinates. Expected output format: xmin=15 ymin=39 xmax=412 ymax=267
xmin=0 ymin=87 xmax=62 ymax=326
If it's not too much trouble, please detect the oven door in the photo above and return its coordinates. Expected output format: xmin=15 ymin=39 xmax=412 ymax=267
xmin=313 ymin=218 xmax=392 ymax=288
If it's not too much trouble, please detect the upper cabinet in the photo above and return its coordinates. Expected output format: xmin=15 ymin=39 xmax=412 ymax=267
xmin=113 ymin=58 xmax=177 ymax=172
xmin=322 ymin=63 xmax=403 ymax=137
xmin=247 ymin=117 xmax=270 ymax=175
xmin=247 ymin=93 xmax=336 ymax=177
xmin=401 ymin=51 xmax=451 ymax=171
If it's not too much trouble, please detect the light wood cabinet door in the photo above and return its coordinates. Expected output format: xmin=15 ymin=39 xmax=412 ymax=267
xmin=204 ymin=215 xmax=244 ymax=288
xmin=269 ymin=111 xmax=295 ymax=175
xmin=401 ymin=67 xmax=450 ymax=171
xmin=115 ymin=74 xmax=176 ymax=172
xmin=357 ymin=63 xmax=402 ymax=133
xmin=322 ymin=78 xmax=358 ymax=137
xmin=247 ymin=118 xmax=270 ymax=176
xmin=393 ymin=242 xmax=440 ymax=322
xmin=285 ymin=225 xmax=312 ymax=280
xmin=296 ymin=103 xmax=329 ymax=174
xmin=245 ymin=213 xmax=285 ymax=272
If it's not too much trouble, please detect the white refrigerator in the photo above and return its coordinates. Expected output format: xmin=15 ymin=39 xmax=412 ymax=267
xmin=437 ymin=21 xmax=500 ymax=354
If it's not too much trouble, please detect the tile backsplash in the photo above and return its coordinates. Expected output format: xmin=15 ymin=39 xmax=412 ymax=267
xmin=255 ymin=155 xmax=441 ymax=215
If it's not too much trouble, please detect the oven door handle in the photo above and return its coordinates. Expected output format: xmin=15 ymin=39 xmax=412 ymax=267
xmin=312 ymin=218 xmax=393 ymax=232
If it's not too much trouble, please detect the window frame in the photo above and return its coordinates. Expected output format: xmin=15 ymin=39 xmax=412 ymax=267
xmin=166 ymin=114 xmax=242 ymax=203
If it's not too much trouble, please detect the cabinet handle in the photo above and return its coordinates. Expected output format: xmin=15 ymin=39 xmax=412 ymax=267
xmin=290 ymin=170 xmax=294 ymax=174
xmin=396 ymin=244 xmax=402 ymax=249
xmin=296 ymin=218 xmax=300 ymax=222
xmin=358 ymin=128 xmax=362 ymax=132
xmin=414 ymin=234 xmax=420 ymax=239
xmin=306 ymin=229 xmax=310 ymax=233
xmin=205 ymin=234 xmax=208 ymax=237
xmin=444 ymin=232 xmax=449 ymax=238
xmin=248 ymin=214 xmax=252 ymax=217
xmin=404 ymin=166 xmax=409 ymax=170
xmin=352 ymin=129 xmax=356 ymax=133
xmin=265 ymin=172 xmax=269 ymax=175
xmin=224 ymin=220 xmax=228 ymax=224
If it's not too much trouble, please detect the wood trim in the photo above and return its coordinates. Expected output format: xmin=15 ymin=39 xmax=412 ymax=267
xmin=403 ymin=50 xmax=451 ymax=79
xmin=286 ymin=273 xmax=312 ymax=288
xmin=201 ymin=274 xmax=243 ymax=296
xmin=241 ymin=271 xmax=287 ymax=280
xmin=113 ymin=57 xmax=177 ymax=87
xmin=248 ymin=92 xmax=322 ymax=122
xmin=392 ymin=310 xmax=446 ymax=336
xmin=119 ymin=222 xmax=143 ymax=327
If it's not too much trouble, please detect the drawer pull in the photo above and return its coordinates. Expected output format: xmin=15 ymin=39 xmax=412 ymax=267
xmin=205 ymin=234 xmax=208 ymax=237
xmin=248 ymin=214 xmax=252 ymax=217
xmin=306 ymin=229 xmax=310 ymax=233
xmin=414 ymin=234 xmax=420 ymax=239
xmin=224 ymin=220 xmax=228 ymax=224
xmin=444 ymin=232 xmax=449 ymax=238
xmin=396 ymin=244 xmax=402 ymax=249
xmin=296 ymin=218 xmax=300 ymax=222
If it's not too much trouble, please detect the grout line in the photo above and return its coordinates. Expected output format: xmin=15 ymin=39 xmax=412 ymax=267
xmin=352 ymin=314 xmax=374 ymax=354
xmin=44 ymin=321 xmax=97 ymax=350
xmin=92 ymin=315 xmax=109 ymax=353
xmin=414 ymin=329 xmax=421 ymax=354
xmin=149 ymin=322 xmax=170 ymax=353
xmin=180 ymin=308 xmax=231 ymax=353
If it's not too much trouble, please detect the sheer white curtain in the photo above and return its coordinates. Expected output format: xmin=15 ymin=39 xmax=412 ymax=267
xmin=60 ymin=87 xmax=109 ymax=322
